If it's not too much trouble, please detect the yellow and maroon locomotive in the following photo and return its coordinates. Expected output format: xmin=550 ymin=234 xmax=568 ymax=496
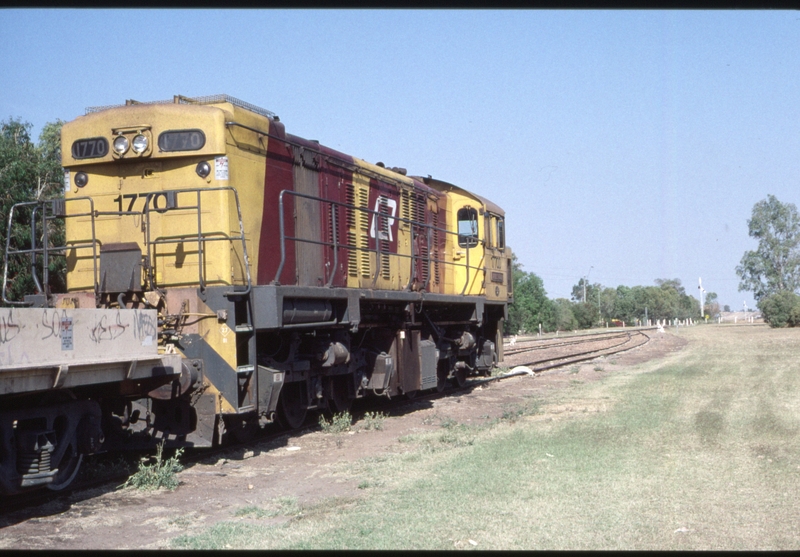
xmin=0 ymin=95 xmax=512 ymax=494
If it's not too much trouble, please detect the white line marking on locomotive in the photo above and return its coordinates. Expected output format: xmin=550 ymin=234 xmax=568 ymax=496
xmin=369 ymin=196 xmax=397 ymax=241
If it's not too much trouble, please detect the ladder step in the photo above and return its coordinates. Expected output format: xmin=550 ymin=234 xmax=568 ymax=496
xmin=237 ymin=365 xmax=255 ymax=375
xmin=238 ymin=405 xmax=255 ymax=413
xmin=235 ymin=324 xmax=253 ymax=333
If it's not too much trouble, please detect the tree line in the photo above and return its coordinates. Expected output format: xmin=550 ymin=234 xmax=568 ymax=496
xmin=507 ymin=192 xmax=800 ymax=334
xmin=505 ymin=259 xmax=704 ymax=335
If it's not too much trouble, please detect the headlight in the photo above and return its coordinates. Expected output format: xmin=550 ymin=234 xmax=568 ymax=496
xmin=113 ymin=135 xmax=129 ymax=154
xmin=132 ymin=134 xmax=149 ymax=153
xmin=74 ymin=172 xmax=88 ymax=188
xmin=196 ymin=161 xmax=211 ymax=178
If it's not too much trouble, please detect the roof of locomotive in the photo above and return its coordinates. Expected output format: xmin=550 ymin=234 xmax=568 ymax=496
xmin=80 ymin=95 xmax=445 ymax=200
xmin=86 ymin=94 xmax=277 ymax=120
xmin=414 ymin=176 xmax=505 ymax=216
xmin=283 ymin=132 xmax=441 ymax=198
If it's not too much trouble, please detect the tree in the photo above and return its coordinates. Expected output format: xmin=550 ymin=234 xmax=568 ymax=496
xmin=505 ymin=255 xmax=553 ymax=335
xmin=549 ymin=298 xmax=578 ymax=331
xmin=598 ymin=286 xmax=616 ymax=323
xmin=0 ymin=118 xmax=65 ymax=303
xmin=571 ymin=301 xmax=596 ymax=329
xmin=736 ymin=195 xmax=800 ymax=302
xmin=571 ymin=279 xmax=601 ymax=304
xmin=703 ymin=292 xmax=720 ymax=319
xmin=758 ymin=290 xmax=800 ymax=328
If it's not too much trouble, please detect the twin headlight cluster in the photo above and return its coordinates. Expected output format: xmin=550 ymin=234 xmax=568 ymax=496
xmin=70 ymin=127 xmax=212 ymax=189
xmin=110 ymin=128 xmax=153 ymax=159
xmin=113 ymin=133 xmax=149 ymax=155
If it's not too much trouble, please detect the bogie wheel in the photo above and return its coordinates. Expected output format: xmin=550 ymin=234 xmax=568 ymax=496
xmin=226 ymin=414 xmax=260 ymax=444
xmin=47 ymin=442 xmax=83 ymax=491
xmin=453 ymin=365 xmax=468 ymax=388
xmin=277 ymin=381 xmax=308 ymax=430
xmin=436 ymin=361 xmax=449 ymax=393
xmin=327 ymin=376 xmax=353 ymax=414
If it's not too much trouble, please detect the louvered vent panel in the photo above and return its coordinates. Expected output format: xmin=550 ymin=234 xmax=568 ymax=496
xmin=432 ymin=211 xmax=441 ymax=286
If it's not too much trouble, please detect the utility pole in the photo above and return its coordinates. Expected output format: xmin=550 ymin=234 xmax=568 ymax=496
xmin=583 ymin=266 xmax=593 ymax=303
xmin=698 ymin=277 xmax=705 ymax=318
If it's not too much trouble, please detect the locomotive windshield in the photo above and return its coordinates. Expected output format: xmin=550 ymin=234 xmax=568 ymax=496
xmin=457 ymin=207 xmax=479 ymax=248
xmin=497 ymin=217 xmax=505 ymax=249
xmin=158 ymin=129 xmax=206 ymax=152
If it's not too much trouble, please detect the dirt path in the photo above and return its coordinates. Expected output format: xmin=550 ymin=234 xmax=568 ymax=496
xmin=0 ymin=330 xmax=686 ymax=550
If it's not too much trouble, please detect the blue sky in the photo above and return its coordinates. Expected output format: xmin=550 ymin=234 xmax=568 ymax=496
xmin=2 ymin=9 xmax=798 ymax=312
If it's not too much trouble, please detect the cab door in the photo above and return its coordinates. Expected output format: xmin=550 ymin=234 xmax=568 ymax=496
xmin=453 ymin=204 xmax=484 ymax=295
xmin=483 ymin=213 xmax=508 ymax=302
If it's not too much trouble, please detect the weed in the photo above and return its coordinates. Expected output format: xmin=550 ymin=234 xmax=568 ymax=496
xmin=501 ymin=407 xmax=524 ymax=422
xmin=438 ymin=425 xmax=476 ymax=447
xmin=500 ymin=401 xmax=540 ymax=423
xmin=169 ymin=515 xmax=194 ymax=527
xmin=492 ymin=366 xmax=508 ymax=377
xmin=272 ymin=496 xmax=301 ymax=517
xmin=593 ymin=365 xmax=604 ymax=372
xmin=360 ymin=411 xmax=386 ymax=431
xmin=569 ymin=366 xmax=580 ymax=374
xmin=122 ymin=442 xmax=183 ymax=491
xmin=81 ymin=455 xmax=132 ymax=482
xmin=439 ymin=416 xmax=458 ymax=429
xmin=234 ymin=497 xmax=301 ymax=520
xmin=235 ymin=505 xmax=271 ymax=519
xmin=319 ymin=411 xmax=352 ymax=433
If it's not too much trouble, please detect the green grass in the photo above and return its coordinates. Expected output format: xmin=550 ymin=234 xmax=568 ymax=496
xmin=171 ymin=326 xmax=800 ymax=549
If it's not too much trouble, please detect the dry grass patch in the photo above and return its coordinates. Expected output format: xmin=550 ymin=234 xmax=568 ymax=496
xmin=172 ymin=327 xmax=800 ymax=550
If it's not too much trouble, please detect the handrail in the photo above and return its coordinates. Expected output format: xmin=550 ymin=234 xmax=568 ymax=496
xmin=2 ymin=187 xmax=252 ymax=306
xmin=2 ymin=197 xmax=98 ymax=306
xmin=273 ymin=189 xmax=485 ymax=294
xmin=142 ymin=186 xmax=252 ymax=298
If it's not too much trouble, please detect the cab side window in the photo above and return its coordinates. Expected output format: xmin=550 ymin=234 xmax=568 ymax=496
xmin=496 ymin=218 xmax=505 ymax=250
xmin=457 ymin=207 xmax=479 ymax=248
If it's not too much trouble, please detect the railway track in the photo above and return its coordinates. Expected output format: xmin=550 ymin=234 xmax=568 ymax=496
xmin=502 ymin=328 xmax=653 ymax=373
xmin=2 ymin=328 xmax=653 ymax=515
xmin=504 ymin=331 xmax=632 ymax=357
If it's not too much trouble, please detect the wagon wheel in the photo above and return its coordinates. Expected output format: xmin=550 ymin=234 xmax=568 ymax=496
xmin=47 ymin=440 xmax=83 ymax=491
xmin=453 ymin=365 xmax=468 ymax=388
xmin=37 ymin=389 xmax=84 ymax=491
xmin=276 ymin=381 xmax=308 ymax=430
